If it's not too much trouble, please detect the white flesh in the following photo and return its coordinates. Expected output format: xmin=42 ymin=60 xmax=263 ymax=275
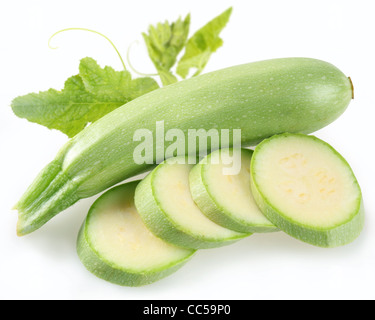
xmin=252 ymin=135 xmax=361 ymax=228
xmin=88 ymin=193 xmax=193 ymax=272
xmin=203 ymin=149 xmax=273 ymax=226
xmin=153 ymin=161 xmax=244 ymax=239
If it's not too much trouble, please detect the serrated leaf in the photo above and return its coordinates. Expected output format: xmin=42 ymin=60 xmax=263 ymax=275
xmin=79 ymin=57 xmax=159 ymax=101
xmin=11 ymin=58 xmax=159 ymax=138
xmin=176 ymin=7 xmax=232 ymax=79
xmin=143 ymin=14 xmax=190 ymax=86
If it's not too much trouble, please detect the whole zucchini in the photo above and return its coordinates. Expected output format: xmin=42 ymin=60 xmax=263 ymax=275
xmin=15 ymin=58 xmax=353 ymax=235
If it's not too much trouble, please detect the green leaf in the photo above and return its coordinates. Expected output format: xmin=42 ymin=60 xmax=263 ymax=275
xmin=143 ymin=14 xmax=190 ymax=86
xmin=79 ymin=57 xmax=159 ymax=101
xmin=176 ymin=7 xmax=232 ymax=79
xmin=11 ymin=58 xmax=159 ymax=138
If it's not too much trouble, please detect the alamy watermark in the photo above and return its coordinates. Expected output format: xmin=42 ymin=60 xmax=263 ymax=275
xmin=132 ymin=121 xmax=243 ymax=175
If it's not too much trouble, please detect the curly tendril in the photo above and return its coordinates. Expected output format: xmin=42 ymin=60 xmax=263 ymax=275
xmin=126 ymin=40 xmax=158 ymax=77
xmin=48 ymin=28 xmax=127 ymax=71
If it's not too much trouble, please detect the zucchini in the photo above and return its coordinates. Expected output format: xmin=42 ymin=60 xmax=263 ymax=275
xmin=134 ymin=158 xmax=250 ymax=249
xmin=15 ymin=57 xmax=353 ymax=235
xmin=250 ymin=134 xmax=364 ymax=248
xmin=189 ymin=148 xmax=278 ymax=233
xmin=77 ymin=181 xmax=195 ymax=286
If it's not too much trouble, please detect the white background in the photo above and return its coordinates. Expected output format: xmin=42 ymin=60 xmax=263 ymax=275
xmin=1 ymin=0 xmax=374 ymax=300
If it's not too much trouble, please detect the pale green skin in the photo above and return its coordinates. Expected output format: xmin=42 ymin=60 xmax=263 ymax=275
xmin=134 ymin=158 xmax=250 ymax=249
xmin=76 ymin=181 xmax=195 ymax=287
xmin=250 ymin=133 xmax=364 ymax=248
xmin=16 ymin=58 xmax=353 ymax=235
xmin=189 ymin=148 xmax=278 ymax=233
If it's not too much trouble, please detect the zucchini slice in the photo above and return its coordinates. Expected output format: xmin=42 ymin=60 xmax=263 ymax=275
xmin=189 ymin=148 xmax=278 ymax=233
xmin=250 ymin=134 xmax=364 ymax=247
xmin=77 ymin=181 xmax=195 ymax=287
xmin=134 ymin=158 xmax=251 ymax=249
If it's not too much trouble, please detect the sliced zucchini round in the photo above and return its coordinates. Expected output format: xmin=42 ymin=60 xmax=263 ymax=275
xmin=77 ymin=181 xmax=195 ymax=287
xmin=250 ymin=134 xmax=364 ymax=248
xmin=189 ymin=148 xmax=278 ymax=233
xmin=134 ymin=158 xmax=251 ymax=249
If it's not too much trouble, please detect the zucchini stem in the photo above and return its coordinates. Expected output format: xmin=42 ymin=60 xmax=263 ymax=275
xmin=348 ymin=77 xmax=354 ymax=99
